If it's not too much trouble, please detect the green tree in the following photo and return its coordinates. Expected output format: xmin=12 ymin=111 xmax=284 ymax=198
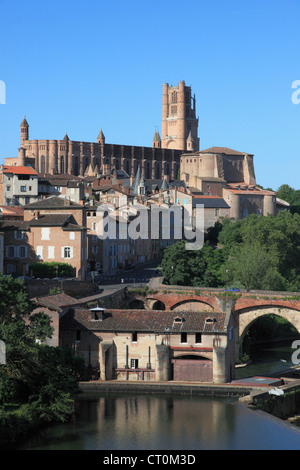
xmin=0 ymin=274 xmax=84 ymax=422
xmin=161 ymin=241 xmax=222 ymax=287
xmin=224 ymin=243 xmax=278 ymax=290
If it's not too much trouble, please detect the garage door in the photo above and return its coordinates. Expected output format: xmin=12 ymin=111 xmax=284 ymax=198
xmin=172 ymin=358 xmax=213 ymax=382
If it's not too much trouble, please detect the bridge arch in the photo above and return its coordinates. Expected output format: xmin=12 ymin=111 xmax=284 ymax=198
xmin=236 ymin=305 xmax=300 ymax=357
xmin=147 ymin=299 xmax=166 ymax=310
xmin=171 ymin=299 xmax=214 ymax=312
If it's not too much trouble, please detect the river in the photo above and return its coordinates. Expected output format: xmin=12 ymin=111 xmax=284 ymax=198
xmin=15 ymin=342 xmax=300 ymax=451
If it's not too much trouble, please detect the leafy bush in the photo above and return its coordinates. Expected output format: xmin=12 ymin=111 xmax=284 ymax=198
xmin=30 ymin=262 xmax=74 ymax=278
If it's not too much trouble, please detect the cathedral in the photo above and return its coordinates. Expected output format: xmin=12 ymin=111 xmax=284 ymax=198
xmin=8 ymin=81 xmax=199 ymax=182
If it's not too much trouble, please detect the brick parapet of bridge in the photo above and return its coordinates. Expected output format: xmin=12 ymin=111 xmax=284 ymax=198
xmin=234 ymin=297 xmax=300 ymax=313
xmin=149 ymin=286 xmax=300 ymax=313
xmin=146 ymin=292 xmax=222 ymax=312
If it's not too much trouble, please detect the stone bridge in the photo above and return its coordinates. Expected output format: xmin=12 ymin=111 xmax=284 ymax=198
xmin=143 ymin=286 xmax=300 ymax=358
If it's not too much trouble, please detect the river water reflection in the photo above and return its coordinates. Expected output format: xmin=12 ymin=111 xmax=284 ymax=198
xmin=18 ymin=392 xmax=300 ymax=450
xmin=17 ymin=342 xmax=300 ymax=451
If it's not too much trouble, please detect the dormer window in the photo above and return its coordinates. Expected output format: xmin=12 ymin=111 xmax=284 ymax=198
xmin=90 ymin=307 xmax=106 ymax=321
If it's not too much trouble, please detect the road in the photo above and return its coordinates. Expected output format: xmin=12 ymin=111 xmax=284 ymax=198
xmin=100 ymin=260 xmax=162 ymax=287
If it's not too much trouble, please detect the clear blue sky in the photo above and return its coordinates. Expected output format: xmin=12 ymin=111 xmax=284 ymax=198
xmin=0 ymin=0 xmax=299 ymax=190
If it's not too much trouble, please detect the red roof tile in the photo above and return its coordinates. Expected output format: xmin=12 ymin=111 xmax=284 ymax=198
xmin=2 ymin=165 xmax=38 ymax=175
xmin=199 ymin=147 xmax=253 ymax=156
xmin=60 ymin=308 xmax=227 ymax=333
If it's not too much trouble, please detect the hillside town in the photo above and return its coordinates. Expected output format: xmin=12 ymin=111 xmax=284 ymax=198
xmin=2 ymin=80 xmax=300 ymax=452
xmin=0 ymin=79 xmax=295 ymax=383
xmin=0 ymin=81 xmax=288 ymax=279
xmin=2 ymin=0 xmax=300 ymax=452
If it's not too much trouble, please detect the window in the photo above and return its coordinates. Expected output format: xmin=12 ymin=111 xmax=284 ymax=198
xmin=130 ymin=359 xmax=138 ymax=369
xmin=69 ymin=232 xmax=75 ymax=240
xmin=64 ymin=247 xmax=71 ymax=258
xmin=62 ymin=246 xmax=73 ymax=259
xmin=7 ymin=246 xmax=15 ymax=258
xmin=15 ymin=230 xmax=23 ymax=240
xmin=41 ymin=227 xmax=50 ymax=240
xmin=20 ymin=186 xmax=26 ymax=192
xmin=48 ymin=246 xmax=55 ymax=259
xmin=36 ymin=246 xmax=43 ymax=259
xmin=76 ymin=330 xmax=81 ymax=342
xmin=19 ymin=246 xmax=26 ymax=258
xmin=180 ymin=332 xmax=187 ymax=343
xmin=195 ymin=333 xmax=202 ymax=344
xmin=132 ymin=332 xmax=137 ymax=342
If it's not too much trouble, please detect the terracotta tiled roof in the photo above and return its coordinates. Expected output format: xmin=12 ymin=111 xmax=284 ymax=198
xmin=24 ymin=195 xmax=83 ymax=209
xmin=199 ymin=147 xmax=253 ymax=156
xmin=32 ymin=293 xmax=83 ymax=312
xmin=60 ymin=308 xmax=227 ymax=333
xmin=28 ymin=213 xmax=86 ymax=230
xmin=226 ymin=188 xmax=276 ymax=196
xmin=2 ymin=165 xmax=38 ymax=175
xmin=28 ymin=213 xmax=73 ymax=227
xmin=1 ymin=220 xmax=29 ymax=230
xmin=0 ymin=206 xmax=24 ymax=216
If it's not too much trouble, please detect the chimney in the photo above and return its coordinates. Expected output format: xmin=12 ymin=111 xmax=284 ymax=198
xmin=34 ymin=210 xmax=39 ymax=220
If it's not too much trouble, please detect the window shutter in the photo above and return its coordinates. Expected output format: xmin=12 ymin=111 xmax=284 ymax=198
xmin=70 ymin=247 xmax=74 ymax=258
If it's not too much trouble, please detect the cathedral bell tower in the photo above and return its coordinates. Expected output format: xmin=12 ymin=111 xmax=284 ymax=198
xmin=161 ymin=81 xmax=199 ymax=151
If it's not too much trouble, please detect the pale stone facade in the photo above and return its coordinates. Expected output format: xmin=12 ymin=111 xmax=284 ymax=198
xmin=0 ymin=165 xmax=39 ymax=206
xmin=180 ymin=147 xmax=277 ymax=220
xmin=60 ymin=307 xmax=236 ymax=383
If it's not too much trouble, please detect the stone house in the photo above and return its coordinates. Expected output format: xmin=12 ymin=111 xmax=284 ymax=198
xmin=59 ymin=307 xmax=236 ymax=383
xmin=223 ymin=185 xmax=277 ymax=219
xmin=1 ymin=196 xmax=88 ymax=279
xmin=31 ymin=293 xmax=84 ymax=346
xmin=1 ymin=219 xmax=32 ymax=276
xmin=23 ymin=196 xmax=88 ymax=280
xmin=0 ymin=165 xmax=39 ymax=206
xmin=38 ymin=174 xmax=84 ymax=203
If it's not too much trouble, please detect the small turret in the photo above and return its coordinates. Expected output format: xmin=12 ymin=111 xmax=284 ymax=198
xmin=152 ymin=130 xmax=161 ymax=148
xmin=20 ymin=115 xmax=29 ymax=144
xmin=97 ymin=128 xmax=105 ymax=145
xmin=186 ymin=131 xmax=195 ymax=152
